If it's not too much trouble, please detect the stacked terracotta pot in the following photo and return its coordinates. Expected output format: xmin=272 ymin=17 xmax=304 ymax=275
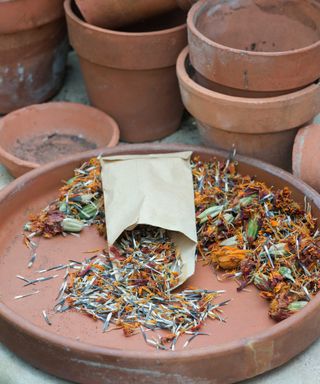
xmin=177 ymin=0 xmax=320 ymax=170
xmin=0 ymin=0 xmax=68 ymax=114
xmin=65 ymin=0 xmax=196 ymax=142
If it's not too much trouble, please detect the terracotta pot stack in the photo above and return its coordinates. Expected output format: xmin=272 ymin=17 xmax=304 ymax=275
xmin=177 ymin=0 xmax=320 ymax=170
xmin=65 ymin=0 xmax=196 ymax=142
xmin=0 ymin=0 xmax=68 ymax=114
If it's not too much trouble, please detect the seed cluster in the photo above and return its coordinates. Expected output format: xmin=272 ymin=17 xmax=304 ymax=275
xmin=53 ymin=226 xmax=227 ymax=349
xmin=193 ymin=156 xmax=320 ymax=321
xmin=21 ymin=155 xmax=320 ymax=348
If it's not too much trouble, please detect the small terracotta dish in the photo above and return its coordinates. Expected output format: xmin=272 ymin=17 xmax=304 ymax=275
xmin=0 ymin=144 xmax=320 ymax=384
xmin=0 ymin=102 xmax=120 ymax=177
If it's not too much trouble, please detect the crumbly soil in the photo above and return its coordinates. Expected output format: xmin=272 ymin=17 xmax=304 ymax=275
xmin=12 ymin=133 xmax=97 ymax=164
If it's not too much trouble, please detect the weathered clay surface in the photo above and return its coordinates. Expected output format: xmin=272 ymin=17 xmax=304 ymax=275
xmin=0 ymin=0 xmax=65 ymax=34
xmin=293 ymin=124 xmax=320 ymax=192
xmin=65 ymin=0 xmax=187 ymax=142
xmin=176 ymin=48 xmax=320 ymax=169
xmin=0 ymin=144 xmax=320 ymax=384
xmin=0 ymin=102 xmax=119 ymax=177
xmin=0 ymin=0 xmax=68 ymax=114
xmin=188 ymin=0 xmax=320 ymax=92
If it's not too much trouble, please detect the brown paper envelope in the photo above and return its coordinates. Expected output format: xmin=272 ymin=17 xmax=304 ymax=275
xmin=100 ymin=152 xmax=197 ymax=285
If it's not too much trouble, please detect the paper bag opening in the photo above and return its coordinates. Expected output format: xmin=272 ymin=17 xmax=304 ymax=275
xmin=100 ymin=152 xmax=197 ymax=286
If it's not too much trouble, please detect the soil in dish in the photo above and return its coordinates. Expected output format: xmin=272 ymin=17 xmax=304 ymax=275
xmin=12 ymin=133 xmax=97 ymax=164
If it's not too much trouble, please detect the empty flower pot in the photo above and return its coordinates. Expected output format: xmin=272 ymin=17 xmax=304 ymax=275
xmin=176 ymin=47 xmax=320 ymax=170
xmin=188 ymin=0 xmax=320 ymax=93
xmin=0 ymin=102 xmax=120 ymax=177
xmin=75 ymin=0 xmax=196 ymax=29
xmin=65 ymin=0 xmax=187 ymax=142
xmin=293 ymin=124 xmax=320 ymax=192
xmin=0 ymin=0 xmax=69 ymax=114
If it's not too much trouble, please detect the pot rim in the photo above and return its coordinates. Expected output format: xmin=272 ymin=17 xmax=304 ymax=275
xmin=64 ymin=0 xmax=186 ymax=38
xmin=0 ymin=102 xmax=120 ymax=172
xmin=188 ymin=0 xmax=320 ymax=57
xmin=1 ymin=143 xmax=320 ymax=364
xmin=177 ymin=47 xmax=320 ymax=105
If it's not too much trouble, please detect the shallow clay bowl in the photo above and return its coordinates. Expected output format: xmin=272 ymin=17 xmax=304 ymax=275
xmin=188 ymin=0 xmax=320 ymax=92
xmin=0 ymin=102 xmax=120 ymax=177
xmin=0 ymin=144 xmax=320 ymax=384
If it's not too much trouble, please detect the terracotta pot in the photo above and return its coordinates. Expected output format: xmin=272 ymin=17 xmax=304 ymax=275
xmin=1 ymin=144 xmax=320 ymax=384
xmin=188 ymin=0 xmax=320 ymax=93
xmin=176 ymin=48 xmax=320 ymax=170
xmin=74 ymin=0 xmax=197 ymax=28
xmin=0 ymin=102 xmax=119 ymax=177
xmin=0 ymin=0 xmax=68 ymax=115
xmin=293 ymin=124 xmax=320 ymax=192
xmin=65 ymin=0 xmax=187 ymax=143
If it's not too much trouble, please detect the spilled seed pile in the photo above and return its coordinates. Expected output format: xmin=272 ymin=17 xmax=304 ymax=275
xmin=22 ymin=156 xmax=320 ymax=348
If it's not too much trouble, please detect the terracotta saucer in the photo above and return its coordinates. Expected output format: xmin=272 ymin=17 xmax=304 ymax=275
xmin=0 ymin=102 xmax=120 ymax=177
xmin=0 ymin=144 xmax=320 ymax=384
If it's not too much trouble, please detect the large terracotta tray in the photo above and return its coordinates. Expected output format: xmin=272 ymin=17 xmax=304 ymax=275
xmin=0 ymin=144 xmax=320 ymax=384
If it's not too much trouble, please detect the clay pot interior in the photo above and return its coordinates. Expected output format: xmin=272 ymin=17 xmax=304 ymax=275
xmin=72 ymin=0 xmax=187 ymax=32
xmin=188 ymin=0 xmax=320 ymax=93
xmin=195 ymin=0 xmax=320 ymax=52
xmin=0 ymin=102 xmax=119 ymax=177
xmin=74 ymin=0 xmax=178 ymax=29
xmin=1 ymin=145 xmax=320 ymax=384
